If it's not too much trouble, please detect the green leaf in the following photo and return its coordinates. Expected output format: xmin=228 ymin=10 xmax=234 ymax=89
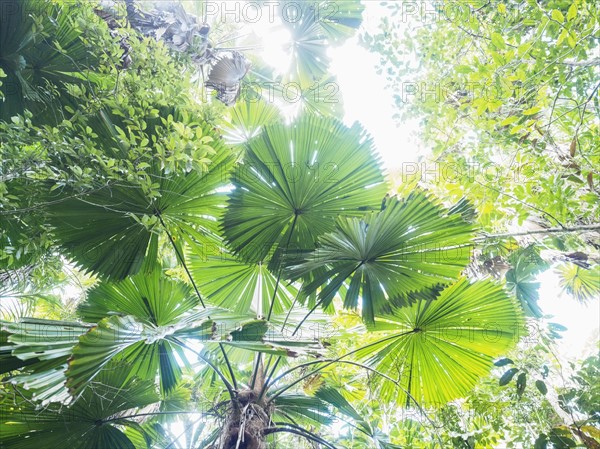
xmin=279 ymin=1 xmax=364 ymax=84
xmin=50 ymin=130 xmax=234 ymax=280
xmin=187 ymin=252 xmax=297 ymax=316
xmin=516 ymin=372 xmax=527 ymax=396
xmin=499 ymin=367 xmax=519 ymax=386
xmin=494 ymin=358 xmax=514 ymax=367
xmin=505 ymin=254 xmax=546 ymax=318
xmin=223 ymin=114 xmax=387 ymax=265
xmin=67 ymin=311 xmax=214 ymax=397
xmin=523 ymin=105 xmax=542 ymax=116
xmin=221 ymin=99 xmax=281 ymax=145
xmin=491 ymin=32 xmax=506 ymax=50
xmin=271 ymin=393 xmax=333 ymax=426
xmin=0 ymin=364 xmax=159 ymax=449
xmin=534 ymin=434 xmax=548 ymax=449
xmin=500 ymin=116 xmax=519 ymax=126
xmin=551 ymin=9 xmax=565 ymax=23
xmin=315 ymin=386 xmax=372 ymax=435
xmin=291 ymin=192 xmax=475 ymax=322
xmin=78 ymin=271 xmax=199 ymax=326
xmin=556 ymin=263 xmax=600 ymax=303
xmin=567 ymin=3 xmax=577 ymax=21
xmin=536 ymin=379 xmax=548 ymax=395
xmin=0 ymin=0 xmax=104 ymax=123
xmin=1 ymin=319 xmax=92 ymax=404
xmin=355 ymin=279 xmax=523 ymax=405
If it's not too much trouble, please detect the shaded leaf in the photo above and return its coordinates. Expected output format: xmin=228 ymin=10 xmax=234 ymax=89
xmin=499 ymin=367 xmax=519 ymax=386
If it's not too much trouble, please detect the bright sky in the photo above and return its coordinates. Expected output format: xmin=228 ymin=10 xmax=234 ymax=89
xmin=329 ymin=3 xmax=425 ymax=169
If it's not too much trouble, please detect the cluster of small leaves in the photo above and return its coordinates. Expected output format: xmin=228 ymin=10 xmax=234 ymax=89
xmin=364 ymin=0 xmax=599 ymax=235
xmin=0 ymin=0 xmax=222 ymax=274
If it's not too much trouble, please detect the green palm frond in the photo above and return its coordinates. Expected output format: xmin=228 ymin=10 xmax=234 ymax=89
xmin=291 ymin=193 xmax=475 ymax=322
xmin=314 ymin=386 xmax=373 ymax=436
xmin=0 ymin=364 xmax=159 ymax=449
xmin=220 ymin=98 xmax=282 ymax=145
xmin=0 ymin=0 xmax=105 ymax=122
xmin=77 ymin=271 xmax=199 ymax=325
xmin=66 ymin=312 xmax=214 ymax=397
xmin=556 ymin=262 xmax=600 ymax=303
xmin=49 ymin=139 xmax=234 ymax=280
xmin=271 ymin=393 xmax=333 ymax=426
xmin=354 ymin=278 xmax=523 ymax=406
xmin=505 ymin=250 xmax=548 ymax=318
xmin=187 ymin=251 xmax=297 ymax=316
xmin=315 ymin=1 xmax=366 ymax=43
xmin=223 ymin=114 xmax=387 ymax=265
xmin=1 ymin=318 xmax=92 ymax=404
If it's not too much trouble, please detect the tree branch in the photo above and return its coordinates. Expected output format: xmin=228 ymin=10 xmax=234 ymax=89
xmin=476 ymin=224 xmax=600 ymax=241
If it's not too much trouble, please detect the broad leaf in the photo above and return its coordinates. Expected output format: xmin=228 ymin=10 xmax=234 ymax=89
xmin=556 ymin=262 xmax=600 ymax=303
xmin=1 ymin=319 xmax=92 ymax=404
xmin=223 ymin=114 xmax=387 ymax=265
xmin=279 ymin=1 xmax=365 ymax=84
xmin=355 ymin=279 xmax=523 ymax=406
xmin=66 ymin=313 xmax=214 ymax=397
xmin=187 ymin=251 xmax=297 ymax=316
xmin=505 ymin=256 xmax=544 ymax=317
xmin=291 ymin=193 xmax=475 ymax=322
xmin=78 ymin=271 xmax=199 ymax=325
xmin=0 ymin=364 xmax=159 ymax=449
xmin=220 ymin=98 xmax=281 ymax=145
xmin=271 ymin=393 xmax=333 ymax=426
xmin=0 ymin=0 xmax=104 ymax=122
xmin=50 ymin=136 xmax=234 ymax=280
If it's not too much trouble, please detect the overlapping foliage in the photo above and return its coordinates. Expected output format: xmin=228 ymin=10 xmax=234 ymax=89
xmin=0 ymin=1 xmax=596 ymax=448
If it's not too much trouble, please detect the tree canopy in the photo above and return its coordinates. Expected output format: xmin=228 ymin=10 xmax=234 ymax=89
xmin=1 ymin=1 xmax=598 ymax=448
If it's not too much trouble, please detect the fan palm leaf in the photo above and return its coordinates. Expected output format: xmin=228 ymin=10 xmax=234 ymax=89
xmin=0 ymin=0 xmax=105 ymax=122
xmin=0 ymin=318 xmax=92 ymax=404
xmin=556 ymin=262 xmax=600 ymax=303
xmin=77 ymin=271 xmax=199 ymax=325
xmin=0 ymin=364 xmax=159 ymax=449
xmin=222 ymin=114 xmax=387 ymax=265
xmin=291 ymin=192 xmax=475 ymax=322
xmin=187 ymin=251 xmax=297 ymax=316
xmin=278 ymin=1 xmax=365 ymax=84
xmin=220 ymin=98 xmax=281 ymax=145
xmin=354 ymin=278 xmax=523 ymax=406
xmin=49 ymin=134 xmax=234 ymax=280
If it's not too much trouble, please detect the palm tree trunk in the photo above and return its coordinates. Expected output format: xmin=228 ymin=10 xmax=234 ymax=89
xmin=217 ymin=399 xmax=271 ymax=449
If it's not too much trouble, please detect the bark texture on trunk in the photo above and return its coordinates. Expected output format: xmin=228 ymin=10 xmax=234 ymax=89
xmin=214 ymin=389 xmax=272 ymax=449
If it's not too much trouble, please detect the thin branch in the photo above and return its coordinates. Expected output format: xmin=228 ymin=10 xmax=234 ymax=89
xmin=476 ymin=224 xmax=600 ymax=241
xmin=522 ymin=57 xmax=600 ymax=67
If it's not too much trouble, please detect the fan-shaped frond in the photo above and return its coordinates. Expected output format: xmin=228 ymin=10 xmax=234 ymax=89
xmin=355 ymin=279 xmax=523 ymax=406
xmin=223 ymin=114 xmax=387 ymax=265
xmin=50 ymin=136 xmax=234 ymax=280
xmin=0 ymin=364 xmax=159 ymax=449
xmin=291 ymin=193 xmax=475 ymax=322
